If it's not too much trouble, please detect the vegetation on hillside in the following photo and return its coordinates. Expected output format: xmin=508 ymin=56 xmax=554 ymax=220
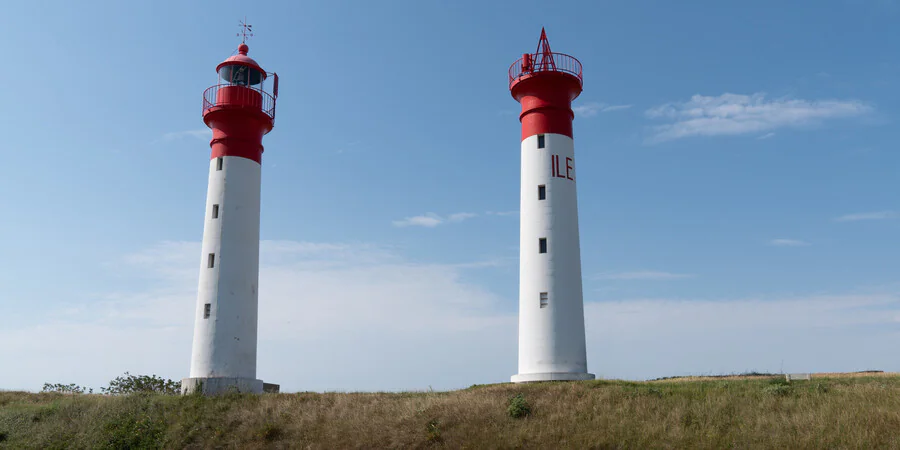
xmin=2 ymin=375 xmax=900 ymax=448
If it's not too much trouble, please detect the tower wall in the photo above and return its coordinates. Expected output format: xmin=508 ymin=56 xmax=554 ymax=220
xmin=515 ymin=133 xmax=589 ymax=379
xmin=189 ymin=155 xmax=261 ymax=380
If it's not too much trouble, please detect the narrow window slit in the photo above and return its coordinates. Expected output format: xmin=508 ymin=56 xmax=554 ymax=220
xmin=540 ymin=292 xmax=548 ymax=308
xmin=212 ymin=204 xmax=219 ymax=219
xmin=538 ymin=185 xmax=546 ymax=200
xmin=537 ymin=134 xmax=545 ymax=149
xmin=539 ymin=238 xmax=547 ymax=254
xmin=216 ymin=157 xmax=223 ymax=171
xmin=203 ymin=303 xmax=211 ymax=319
xmin=208 ymin=253 xmax=215 ymax=268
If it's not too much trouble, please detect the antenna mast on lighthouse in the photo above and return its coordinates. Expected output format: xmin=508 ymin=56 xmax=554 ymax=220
xmin=237 ymin=18 xmax=253 ymax=43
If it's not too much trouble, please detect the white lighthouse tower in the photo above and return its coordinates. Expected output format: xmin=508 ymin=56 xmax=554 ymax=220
xmin=182 ymin=30 xmax=279 ymax=395
xmin=509 ymin=28 xmax=594 ymax=383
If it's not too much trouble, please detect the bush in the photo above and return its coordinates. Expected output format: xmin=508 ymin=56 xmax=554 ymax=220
xmin=507 ymin=393 xmax=531 ymax=419
xmin=258 ymin=422 xmax=282 ymax=442
xmin=763 ymin=378 xmax=794 ymax=397
xmin=425 ymin=419 xmax=442 ymax=442
xmin=40 ymin=383 xmax=91 ymax=394
xmin=101 ymin=372 xmax=180 ymax=396
xmin=101 ymin=411 xmax=166 ymax=449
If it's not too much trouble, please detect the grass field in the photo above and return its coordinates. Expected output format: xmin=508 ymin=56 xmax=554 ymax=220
xmin=2 ymin=374 xmax=900 ymax=449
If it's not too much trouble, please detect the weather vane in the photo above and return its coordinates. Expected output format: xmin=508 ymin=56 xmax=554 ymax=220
xmin=237 ymin=17 xmax=253 ymax=43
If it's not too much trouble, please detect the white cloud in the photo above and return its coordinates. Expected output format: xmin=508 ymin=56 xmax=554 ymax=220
xmin=645 ymin=93 xmax=872 ymax=143
xmin=757 ymin=132 xmax=776 ymax=140
xmin=1 ymin=240 xmax=898 ymax=392
xmin=392 ymin=212 xmax=479 ymax=227
xmin=0 ymin=240 xmax=514 ymax=393
xmin=486 ymin=211 xmax=519 ymax=217
xmin=448 ymin=212 xmax=478 ymax=222
xmin=573 ymin=102 xmax=633 ymax=118
xmin=596 ymin=271 xmax=694 ymax=281
xmin=161 ymin=129 xmax=212 ymax=141
xmin=587 ymin=292 xmax=900 ymax=378
xmin=833 ymin=211 xmax=898 ymax=222
xmin=392 ymin=213 xmax=444 ymax=228
xmin=769 ymin=239 xmax=811 ymax=247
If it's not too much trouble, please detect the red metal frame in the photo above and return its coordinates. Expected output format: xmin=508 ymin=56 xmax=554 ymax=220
xmin=202 ymin=84 xmax=277 ymax=120
xmin=508 ymin=28 xmax=582 ymax=89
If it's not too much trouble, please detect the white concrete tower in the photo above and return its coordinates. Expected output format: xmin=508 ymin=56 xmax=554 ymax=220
xmin=182 ymin=37 xmax=279 ymax=395
xmin=510 ymin=28 xmax=594 ymax=383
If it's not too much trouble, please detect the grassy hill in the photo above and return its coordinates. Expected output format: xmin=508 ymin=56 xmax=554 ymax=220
xmin=2 ymin=374 xmax=900 ymax=449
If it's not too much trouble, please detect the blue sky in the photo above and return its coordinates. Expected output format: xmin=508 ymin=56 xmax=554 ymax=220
xmin=0 ymin=0 xmax=898 ymax=392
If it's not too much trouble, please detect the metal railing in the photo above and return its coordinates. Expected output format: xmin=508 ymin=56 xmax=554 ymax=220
xmin=202 ymin=84 xmax=277 ymax=120
xmin=508 ymin=52 xmax=583 ymax=89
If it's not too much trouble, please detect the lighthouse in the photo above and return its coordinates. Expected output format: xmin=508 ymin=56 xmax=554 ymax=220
xmin=509 ymin=28 xmax=594 ymax=383
xmin=181 ymin=35 xmax=279 ymax=395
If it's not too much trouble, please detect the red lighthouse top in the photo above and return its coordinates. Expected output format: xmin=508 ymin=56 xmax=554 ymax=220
xmin=216 ymin=44 xmax=268 ymax=82
xmin=509 ymin=28 xmax=582 ymax=93
xmin=202 ymin=43 xmax=278 ymax=128
xmin=202 ymin=42 xmax=279 ymax=164
xmin=509 ymin=28 xmax=583 ymax=140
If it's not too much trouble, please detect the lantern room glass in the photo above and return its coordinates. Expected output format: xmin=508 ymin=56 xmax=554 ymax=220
xmin=218 ymin=64 xmax=263 ymax=87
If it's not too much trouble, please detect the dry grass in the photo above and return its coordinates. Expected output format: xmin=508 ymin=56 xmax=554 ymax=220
xmin=2 ymin=376 xmax=900 ymax=448
xmin=649 ymin=371 xmax=900 ymax=383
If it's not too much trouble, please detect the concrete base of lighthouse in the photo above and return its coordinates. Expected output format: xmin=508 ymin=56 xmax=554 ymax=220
xmin=181 ymin=377 xmax=269 ymax=395
xmin=511 ymin=372 xmax=596 ymax=383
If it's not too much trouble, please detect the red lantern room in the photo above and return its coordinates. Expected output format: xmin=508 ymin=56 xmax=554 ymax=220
xmin=201 ymin=43 xmax=279 ymax=163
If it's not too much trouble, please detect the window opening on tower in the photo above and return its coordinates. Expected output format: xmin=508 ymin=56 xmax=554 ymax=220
xmin=537 ymin=134 xmax=545 ymax=149
xmin=539 ymin=238 xmax=548 ymax=253
xmin=212 ymin=204 xmax=219 ymax=219
xmin=540 ymin=292 xmax=549 ymax=308
xmin=538 ymin=185 xmax=546 ymax=200
xmin=208 ymin=253 xmax=215 ymax=268
xmin=216 ymin=157 xmax=223 ymax=171
xmin=203 ymin=303 xmax=211 ymax=319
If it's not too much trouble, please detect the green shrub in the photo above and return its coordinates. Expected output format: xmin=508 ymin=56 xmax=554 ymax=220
xmin=258 ymin=422 xmax=282 ymax=442
xmin=763 ymin=379 xmax=794 ymax=397
xmin=40 ymin=383 xmax=91 ymax=394
xmin=101 ymin=411 xmax=166 ymax=449
xmin=425 ymin=418 xmax=442 ymax=442
xmin=507 ymin=393 xmax=531 ymax=419
xmin=101 ymin=372 xmax=179 ymax=396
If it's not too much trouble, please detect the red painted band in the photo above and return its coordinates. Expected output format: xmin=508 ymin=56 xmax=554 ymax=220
xmin=202 ymin=93 xmax=273 ymax=164
xmin=511 ymin=71 xmax=582 ymax=141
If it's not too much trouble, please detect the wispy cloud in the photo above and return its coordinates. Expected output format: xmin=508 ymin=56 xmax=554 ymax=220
xmin=644 ymin=93 xmax=872 ymax=143
xmin=596 ymin=271 xmax=694 ymax=281
xmin=2 ymin=239 xmax=899 ymax=391
xmin=392 ymin=213 xmax=444 ymax=228
xmin=769 ymin=239 xmax=811 ymax=247
xmin=392 ymin=210 xmax=521 ymax=227
xmin=573 ymin=102 xmax=633 ymax=118
xmin=757 ymin=132 xmax=776 ymax=140
xmin=448 ymin=212 xmax=477 ymax=222
xmin=161 ymin=129 xmax=211 ymax=141
xmin=833 ymin=211 xmax=898 ymax=222
xmin=392 ymin=212 xmax=478 ymax=228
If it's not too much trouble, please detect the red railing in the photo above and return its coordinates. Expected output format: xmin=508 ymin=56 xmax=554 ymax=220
xmin=202 ymin=84 xmax=277 ymax=121
xmin=508 ymin=52 xmax=583 ymax=89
